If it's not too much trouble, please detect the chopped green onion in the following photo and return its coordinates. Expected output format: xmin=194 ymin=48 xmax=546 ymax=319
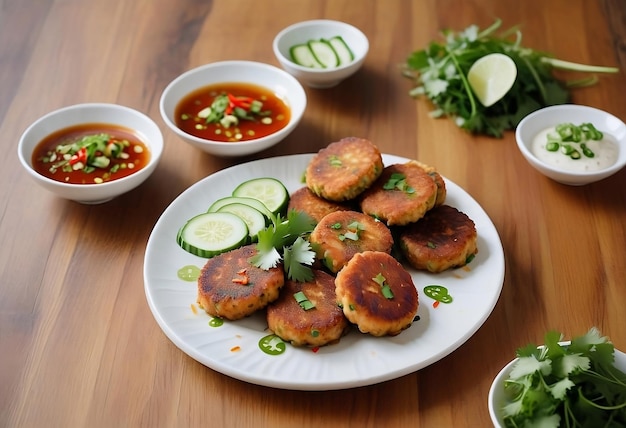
xmin=383 ymin=173 xmax=415 ymax=194
xmin=294 ymin=291 xmax=315 ymax=310
xmin=329 ymin=155 xmax=342 ymax=166
xmin=372 ymin=273 xmax=394 ymax=299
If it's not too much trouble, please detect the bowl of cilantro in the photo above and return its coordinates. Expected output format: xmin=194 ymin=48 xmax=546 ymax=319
xmin=488 ymin=328 xmax=626 ymax=427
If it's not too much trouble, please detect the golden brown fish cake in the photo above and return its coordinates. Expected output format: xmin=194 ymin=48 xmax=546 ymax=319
xmin=335 ymin=251 xmax=419 ymax=337
xmin=306 ymin=137 xmax=383 ymax=202
xmin=266 ymin=270 xmax=349 ymax=347
xmin=398 ymin=205 xmax=478 ymax=273
xmin=287 ymin=187 xmax=354 ymax=224
xmin=405 ymin=160 xmax=447 ymax=207
xmin=359 ymin=162 xmax=438 ymax=226
xmin=309 ymin=210 xmax=394 ymax=274
xmin=197 ymin=245 xmax=285 ymax=320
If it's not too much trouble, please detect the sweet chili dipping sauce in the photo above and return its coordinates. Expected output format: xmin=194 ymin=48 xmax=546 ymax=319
xmin=174 ymin=82 xmax=290 ymax=142
xmin=32 ymin=123 xmax=150 ymax=185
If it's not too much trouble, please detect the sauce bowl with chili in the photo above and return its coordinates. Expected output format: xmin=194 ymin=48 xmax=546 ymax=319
xmin=18 ymin=103 xmax=163 ymax=204
xmin=160 ymin=61 xmax=306 ymax=157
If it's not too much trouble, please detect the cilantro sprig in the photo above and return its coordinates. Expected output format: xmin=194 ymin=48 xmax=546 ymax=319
xmin=402 ymin=19 xmax=619 ymax=137
xmin=249 ymin=210 xmax=317 ymax=282
xmin=501 ymin=328 xmax=626 ymax=427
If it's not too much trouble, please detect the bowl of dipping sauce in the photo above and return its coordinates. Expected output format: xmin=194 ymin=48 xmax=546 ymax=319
xmin=160 ymin=61 xmax=306 ymax=157
xmin=515 ymin=104 xmax=626 ymax=185
xmin=18 ymin=103 xmax=163 ymax=204
xmin=273 ymin=19 xmax=369 ymax=88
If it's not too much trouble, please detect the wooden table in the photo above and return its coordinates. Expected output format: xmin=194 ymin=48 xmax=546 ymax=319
xmin=1 ymin=0 xmax=625 ymax=426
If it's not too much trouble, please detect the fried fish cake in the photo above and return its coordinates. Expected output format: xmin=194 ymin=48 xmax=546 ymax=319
xmin=197 ymin=245 xmax=284 ymax=320
xmin=287 ymin=187 xmax=354 ymax=224
xmin=359 ymin=162 xmax=438 ymax=226
xmin=306 ymin=137 xmax=383 ymax=202
xmin=309 ymin=210 xmax=394 ymax=274
xmin=398 ymin=205 xmax=478 ymax=273
xmin=335 ymin=251 xmax=419 ymax=337
xmin=406 ymin=160 xmax=447 ymax=207
xmin=267 ymin=269 xmax=349 ymax=347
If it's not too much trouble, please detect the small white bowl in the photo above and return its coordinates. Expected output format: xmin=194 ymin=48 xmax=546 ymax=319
xmin=488 ymin=345 xmax=626 ymax=427
xmin=515 ymin=104 xmax=626 ymax=185
xmin=160 ymin=61 xmax=306 ymax=157
xmin=17 ymin=103 xmax=163 ymax=204
xmin=273 ymin=19 xmax=369 ymax=88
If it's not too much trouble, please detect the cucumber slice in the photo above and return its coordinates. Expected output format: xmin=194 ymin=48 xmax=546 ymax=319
xmin=232 ymin=177 xmax=289 ymax=215
xmin=216 ymin=203 xmax=267 ymax=242
xmin=177 ymin=212 xmax=248 ymax=258
xmin=290 ymin=44 xmax=323 ymax=68
xmin=308 ymin=39 xmax=339 ymax=68
xmin=208 ymin=196 xmax=273 ymax=220
xmin=328 ymin=36 xmax=354 ymax=64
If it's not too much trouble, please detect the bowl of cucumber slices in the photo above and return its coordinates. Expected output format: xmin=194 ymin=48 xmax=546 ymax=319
xmin=273 ymin=19 xmax=369 ymax=88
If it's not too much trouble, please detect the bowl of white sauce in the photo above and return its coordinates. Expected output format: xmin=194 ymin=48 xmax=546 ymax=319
xmin=516 ymin=104 xmax=626 ymax=185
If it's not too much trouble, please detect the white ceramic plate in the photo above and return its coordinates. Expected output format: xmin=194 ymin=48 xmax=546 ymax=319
xmin=144 ymin=154 xmax=505 ymax=390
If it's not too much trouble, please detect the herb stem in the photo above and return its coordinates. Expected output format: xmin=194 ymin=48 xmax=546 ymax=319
xmin=477 ymin=18 xmax=502 ymax=38
xmin=447 ymin=50 xmax=478 ymax=121
xmin=541 ymin=57 xmax=619 ymax=74
xmin=519 ymin=55 xmax=548 ymax=104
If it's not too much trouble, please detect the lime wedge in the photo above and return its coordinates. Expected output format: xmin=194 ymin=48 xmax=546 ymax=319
xmin=467 ymin=53 xmax=517 ymax=107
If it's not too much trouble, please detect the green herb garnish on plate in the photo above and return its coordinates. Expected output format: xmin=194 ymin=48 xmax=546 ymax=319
xmin=249 ymin=210 xmax=316 ymax=282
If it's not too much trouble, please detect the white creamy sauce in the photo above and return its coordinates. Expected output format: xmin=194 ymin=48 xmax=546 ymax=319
xmin=531 ymin=127 xmax=619 ymax=172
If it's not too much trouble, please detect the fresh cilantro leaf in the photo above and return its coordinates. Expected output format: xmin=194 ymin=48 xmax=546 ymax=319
xmin=285 ymin=209 xmax=316 ymax=238
xmin=549 ymin=378 xmax=575 ymax=400
xmin=554 ymin=353 xmax=590 ymax=378
xmin=288 ymin=236 xmax=315 ymax=266
xmin=509 ymin=355 xmax=552 ymax=379
xmin=249 ymin=226 xmax=282 ymax=270
xmin=250 ymin=209 xmax=316 ymax=282
xmin=283 ymin=237 xmax=315 ymax=282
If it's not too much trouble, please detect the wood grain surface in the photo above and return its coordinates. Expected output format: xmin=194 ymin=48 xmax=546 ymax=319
xmin=1 ymin=0 xmax=625 ymax=427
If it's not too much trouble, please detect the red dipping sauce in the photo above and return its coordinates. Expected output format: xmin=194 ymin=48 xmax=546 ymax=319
xmin=174 ymin=82 xmax=290 ymax=143
xmin=32 ymin=123 xmax=150 ymax=185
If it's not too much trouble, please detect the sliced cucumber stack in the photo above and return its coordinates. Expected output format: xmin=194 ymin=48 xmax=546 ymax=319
xmin=177 ymin=212 xmax=248 ymax=258
xmin=290 ymin=35 xmax=354 ymax=69
xmin=216 ymin=203 xmax=267 ymax=243
xmin=177 ymin=177 xmax=291 ymax=258
xmin=232 ymin=177 xmax=289 ymax=215
xmin=208 ymin=196 xmax=273 ymax=220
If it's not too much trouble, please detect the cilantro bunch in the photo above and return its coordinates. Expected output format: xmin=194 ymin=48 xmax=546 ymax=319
xmin=502 ymin=328 xmax=626 ymax=427
xmin=403 ymin=19 xmax=619 ymax=137
xmin=249 ymin=210 xmax=317 ymax=282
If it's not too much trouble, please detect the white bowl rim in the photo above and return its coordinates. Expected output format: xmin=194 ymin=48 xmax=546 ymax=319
xmin=18 ymin=102 xmax=163 ymax=190
xmin=515 ymin=104 xmax=626 ymax=177
xmin=159 ymin=60 xmax=306 ymax=148
xmin=272 ymin=19 xmax=369 ymax=74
